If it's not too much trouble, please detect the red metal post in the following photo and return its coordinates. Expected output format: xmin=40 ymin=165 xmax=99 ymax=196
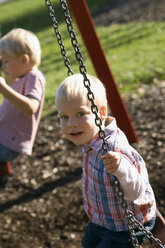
xmin=67 ymin=0 xmax=138 ymax=143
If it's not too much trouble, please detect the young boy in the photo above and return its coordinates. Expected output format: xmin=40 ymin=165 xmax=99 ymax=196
xmin=56 ymin=73 xmax=156 ymax=248
xmin=0 ymin=28 xmax=45 ymax=182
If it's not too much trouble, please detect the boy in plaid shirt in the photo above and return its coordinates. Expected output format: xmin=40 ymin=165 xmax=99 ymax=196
xmin=56 ymin=73 xmax=156 ymax=248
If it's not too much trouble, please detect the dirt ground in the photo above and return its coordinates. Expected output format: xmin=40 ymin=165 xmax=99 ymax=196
xmin=0 ymin=1 xmax=165 ymax=248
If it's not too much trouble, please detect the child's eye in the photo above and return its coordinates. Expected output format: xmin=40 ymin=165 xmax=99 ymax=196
xmin=77 ymin=112 xmax=84 ymax=117
xmin=59 ymin=115 xmax=68 ymax=120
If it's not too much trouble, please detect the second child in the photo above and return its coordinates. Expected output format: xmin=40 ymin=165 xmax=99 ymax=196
xmin=0 ymin=28 xmax=45 ymax=183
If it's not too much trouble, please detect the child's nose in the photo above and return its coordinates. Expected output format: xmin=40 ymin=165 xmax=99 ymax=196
xmin=68 ymin=117 xmax=77 ymax=128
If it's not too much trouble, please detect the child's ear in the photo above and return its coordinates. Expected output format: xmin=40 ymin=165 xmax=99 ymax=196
xmin=22 ymin=54 xmax=30 ymax=64
xmin=99 ymin=105 xmax=107 ymax=121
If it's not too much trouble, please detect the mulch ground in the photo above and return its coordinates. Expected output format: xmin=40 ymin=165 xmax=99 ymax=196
xmin=0 ymin=1 xmax=165 ymax=247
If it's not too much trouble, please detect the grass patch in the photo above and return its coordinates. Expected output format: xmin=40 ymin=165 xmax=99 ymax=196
xmin=97 ymin=22 xmax=165 ymax=93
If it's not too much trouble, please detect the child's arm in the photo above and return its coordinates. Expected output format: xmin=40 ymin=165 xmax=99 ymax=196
xmin=102 ymin=151 xmax=145 ymax=201
xmin=0 ymin=76 xmax=39 ymax=115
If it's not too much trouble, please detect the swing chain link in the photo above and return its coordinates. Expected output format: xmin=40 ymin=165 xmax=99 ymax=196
xmin=114 ymin=178 xmax=140 ymax=247
xmin=60 ymin=0 xmax=87 ymax=76
xmin=45 ymin=1 xmax=164 ymax=247
xmin=45 ymin=0 xmax=73 ymax=76
xmin=132 ymin=217 xmax=165 ymax=248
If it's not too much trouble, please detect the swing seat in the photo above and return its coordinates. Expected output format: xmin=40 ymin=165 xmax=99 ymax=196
xmin=148 ymin=210 xmax=165 ymax=248
xmin=0 ymin=161 xmax=12 ymax=177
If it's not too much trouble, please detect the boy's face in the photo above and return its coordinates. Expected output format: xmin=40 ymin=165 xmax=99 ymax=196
xmin=1 ymin=52 xmax=26 ymax=83
xmin=57 ymin=96 xmax=100 ymax=145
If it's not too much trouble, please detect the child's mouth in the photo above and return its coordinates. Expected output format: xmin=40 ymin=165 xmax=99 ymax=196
xmin=70 ymin=131 xmax=83 ymax=137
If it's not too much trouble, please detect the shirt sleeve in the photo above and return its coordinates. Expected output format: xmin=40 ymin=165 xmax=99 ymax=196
xmin=24 ymin=72 xmax=44 ymax=102
xmin=113 ymin=154 xmax=146 ymax=201
xmin=112 ymin=128 xmax=147 ymax=201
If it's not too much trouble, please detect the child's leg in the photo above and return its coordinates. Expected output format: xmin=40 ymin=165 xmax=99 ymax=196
xmin=97 ymin=220 xmax=155 ymax=248
xmin=97 ymin=228 xmax=133 ymax=248
xmin=82 ymin=222 xmax=135 ymax=248
xmin=0 ymin=144 xmax=20 ymax=162
xmin=82 ymin=218 xmax=155 ymax=248
xmin=0 ymin=161 xmax=12 ymax=177
xmin=0 ymin=144 xmax=20 ymax=185
xmin=82 ymin=222 xmax=100 ymax=248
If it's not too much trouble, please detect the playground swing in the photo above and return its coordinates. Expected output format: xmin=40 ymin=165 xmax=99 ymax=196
xmin=45 ymin=1 xmax=164 ymax=247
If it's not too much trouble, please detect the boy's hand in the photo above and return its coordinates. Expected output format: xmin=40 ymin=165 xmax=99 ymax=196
xmin=101 ymin=151 xmax=121 ymax=174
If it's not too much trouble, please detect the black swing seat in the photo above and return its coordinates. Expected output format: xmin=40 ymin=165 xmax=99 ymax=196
xmin=0 ymin=161 xmax=12 ymax=177
xmin=148 ymin=209 xmax=165 ymax=247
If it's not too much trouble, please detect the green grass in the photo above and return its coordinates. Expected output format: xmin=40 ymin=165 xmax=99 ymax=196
xmin=97 ymin=22 xmax=165 ymax=92
xmin=87 ymin=0 xmax=116 ymax=12
xmin=0 ymin=0 xmax=165 ymax=116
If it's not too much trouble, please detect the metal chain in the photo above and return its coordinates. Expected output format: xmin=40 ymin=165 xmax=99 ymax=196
xmin=132 ymin=215 xmax=164 ymax=248
xmin=45 ymin=0 xmax=73 ymax=76
xmin=45 ymin=1 xmax=164 ymax=247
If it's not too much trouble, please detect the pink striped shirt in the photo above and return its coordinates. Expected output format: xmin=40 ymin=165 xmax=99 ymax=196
xmin=81 ymin=118 xmax=156 ymax=231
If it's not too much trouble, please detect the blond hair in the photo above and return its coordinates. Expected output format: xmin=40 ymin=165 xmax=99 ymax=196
xmin=0 ymin=28 xmax=41 ymax=66
xmin=56 ymin=73 xmax=108 ymax=110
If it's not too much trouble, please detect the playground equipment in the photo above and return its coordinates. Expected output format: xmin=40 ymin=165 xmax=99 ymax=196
xmin=45 ymin=1 xmax=165 ymax=247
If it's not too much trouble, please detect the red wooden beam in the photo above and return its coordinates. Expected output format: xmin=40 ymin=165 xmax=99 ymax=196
xmin=67 ymin=0 xmax=138 ymax=143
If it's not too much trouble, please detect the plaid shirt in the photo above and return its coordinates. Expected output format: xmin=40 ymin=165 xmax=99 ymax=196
xmin=81 ymin=118 xmax=156 ymax=231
